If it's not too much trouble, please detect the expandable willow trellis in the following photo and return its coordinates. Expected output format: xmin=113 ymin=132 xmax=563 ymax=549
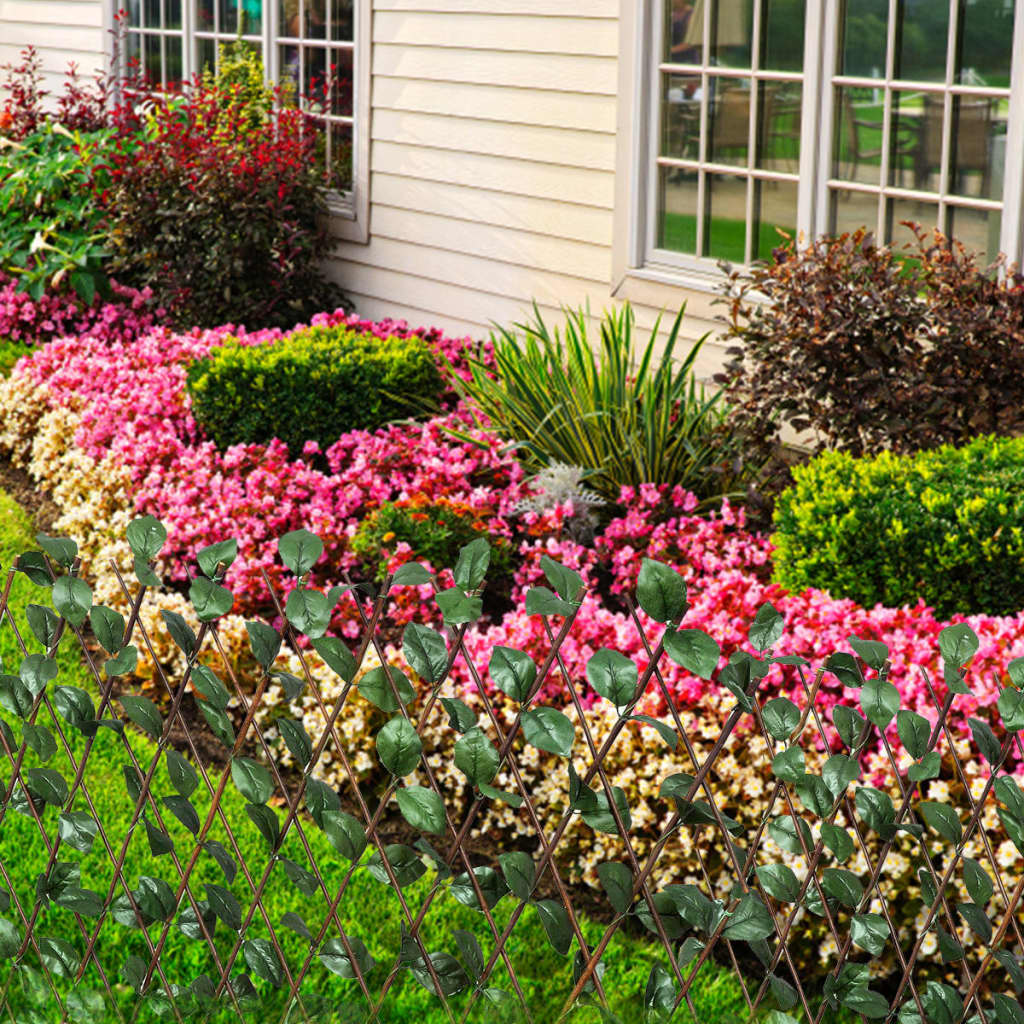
xmin=0 ymin=519 xmax=1023 ymax=1024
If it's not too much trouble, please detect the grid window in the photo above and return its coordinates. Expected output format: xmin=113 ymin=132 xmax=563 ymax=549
xmin=641 ymin=0 xmax=1024 ymax=273
xmin=116 ymin=0 xmax=360 ymax=202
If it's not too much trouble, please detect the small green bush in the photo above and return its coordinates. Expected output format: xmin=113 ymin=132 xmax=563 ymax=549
xmin=772 ymin=435 xmax=1024 ymax=617
xmin=186 ymin=324 xmax=444 ymax=454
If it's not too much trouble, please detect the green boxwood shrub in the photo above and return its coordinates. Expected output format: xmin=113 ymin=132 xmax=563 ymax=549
xmin=186 ymin=324 xmax=444 ymax=454
xmin=772 ymin=435 xmax=1024 ymax=618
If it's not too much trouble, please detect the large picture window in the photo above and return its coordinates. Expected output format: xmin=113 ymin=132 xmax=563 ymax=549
xmin=634 ymin=0 xmax=1024 ymax=277
xmin=118 ymin=0 xmax=365 ymax=214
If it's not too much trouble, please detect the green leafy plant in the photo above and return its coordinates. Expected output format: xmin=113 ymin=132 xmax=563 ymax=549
xmin=453 ymin=302 xmax=755 ymax=506
xmin=717 ymin=225 xmax=1024 ymax=461
xmin=186 ymin=324 xmax=445 ymax=454
xmin=0 ymin=122 xmax=116 ymax=302
xmin=772 ymin=434 xmax=1024 ymax=617
xmin=351 ymin=495 xmax=511 ymax=581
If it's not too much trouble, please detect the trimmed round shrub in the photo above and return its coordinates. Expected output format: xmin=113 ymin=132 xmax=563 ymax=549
xmin=186 ymin=324 xmax=445 ymax=454
xmin=772 ymin=435 xmax=1024 ymax=618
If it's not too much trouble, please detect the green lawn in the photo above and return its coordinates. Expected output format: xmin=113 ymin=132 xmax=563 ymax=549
xmin=0 ymin=488 xmax=794 ymax=1024
xmin=660 ymin=211 xmax=793 ymax=264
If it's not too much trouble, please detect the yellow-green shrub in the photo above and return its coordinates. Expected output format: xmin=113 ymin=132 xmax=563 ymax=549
xmin=772 ymin=435 xmax=1024 ymax=617
xmin=186 ymin=324 xmax=444 ymax=454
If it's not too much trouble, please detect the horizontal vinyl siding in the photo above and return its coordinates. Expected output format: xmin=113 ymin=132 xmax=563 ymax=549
xmin=0 ymin=0 xmax=105 ymax=96
xmin=331 ymin=1 xmax=723 ymax=364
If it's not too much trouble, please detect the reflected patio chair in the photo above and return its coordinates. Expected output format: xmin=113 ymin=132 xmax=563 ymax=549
xmin=709 ymin=84 xmax=762 ymax=165
xmin=838 ymin=92 xmax=916 ymax=186
xmin=914 ymin=94 xmax=993 ymax=195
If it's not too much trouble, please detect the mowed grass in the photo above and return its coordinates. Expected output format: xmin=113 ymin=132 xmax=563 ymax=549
xmin=0 ymin=488 xmax=782 ymax=1024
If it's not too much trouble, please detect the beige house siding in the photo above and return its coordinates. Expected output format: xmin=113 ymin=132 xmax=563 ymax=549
xmin=0 ymin=0 xmax=730 ymax=372
xmin=0 ymin=1 xmax=106 ymax=96
xmin=331 ymin=0 xmax=729 ymax=374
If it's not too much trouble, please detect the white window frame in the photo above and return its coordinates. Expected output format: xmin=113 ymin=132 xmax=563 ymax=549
xmin=615 ymin=0 xmax=1024 ymax=295
xmin=109 ymin=0 xmax=371 ymax=244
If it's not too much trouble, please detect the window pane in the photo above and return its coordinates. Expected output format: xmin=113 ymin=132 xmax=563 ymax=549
xmin=329 ymin=49 xmax=354 ymax=118
xmin=758 ymin=82 xmax=801 ymax=171
xmin=829 ymin=187 xmax=880 ymax=237
xmin=126 ymin=30 xmax=141 ymax=70
xmin=703 ymin=172 xmax=748 ymax=260
xmin=166 ymin=0 xmax=181 ymax=30
xmin=661 ymin=74 xmax=702 ymax=160
xmin=280 ymin=45 xmax=301 ymax=101
xmin=753 ymin=179 xmax=797 ymax=261
xmin=708 ymin=79 xmax=750 ymax=166
xmin=197 ymin=37 xmax=216 ymax=76
xmin=839 ymin=0 xmax=888 ymax=79
xmin=219 ymin=0 xmax=238 ymax=34
xmin=960 ymin=0 xmax=1015 ymax=87
xmin=950 ymin=96 xmax=1003 ymax=200
xmin=885 ymin=197 xmax=932 ymax=250
xmin=832 ymin=86 xmax=884 ymax=185
xmin=890 ymin=89 xmax=932 ymax=190
xmin=331 ymin=0 xmax=354 ymax=41
xmin=326 ymin=122 xmax=353 ymax=192
xmin=240 ymin=0 xmax=262 ymax=33
xmin=761 ymin=0 xmax=805 ymax=72
xmin=665 ymin=0 xmax=705 ymax=64
xmin=658 ymin=166 xmax=699 ymax=253
xmin=165 ymin=37 xmax=182 ymax=88
xmin=306 ymin=46 xmax=328 ymax=108
xmin=144 ymin=0 xmax=160 ymax=28
xmin=711 ymin=0 xmax=753 ymax=69
xmin=281 ymin=0 xmax=297 ymax=36
xmin=946 ymin=204 xmax=1001 ymax=265
xmin=143 ymin=34 xmax=162 ymax=87
xmin=197 ymin=0 xmax=214 ymax=29
xmin=127 ymin=0 xmax=141 ymax=25
xmin=894 ymin=0 xmax=949 ymax=82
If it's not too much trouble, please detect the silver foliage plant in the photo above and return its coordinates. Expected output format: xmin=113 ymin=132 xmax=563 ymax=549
xmin=514 ymin=463 xmax=606 ymax=541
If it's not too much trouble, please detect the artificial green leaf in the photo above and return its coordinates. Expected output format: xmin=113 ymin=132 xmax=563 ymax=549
xmin=498 ymin=851 xmax=536 ymax=902
xmin=825 ymin=652 xmax=863 ymax=688
xmin=376 ymin=717 xmax=422 ymax=777
xmin=969 ymin=717 xmax=1002 ymax=766
xmin=856 ymin=786 xmax=896 ymax=838
xmin=285 ymin=588 xmax=330 ymax=638
xmin=127 ymin=516 xmax=166 ymax=561
xmin=581 ymin=787 xmax=632 ymax=835
xmin=453 ymin=536 xmax=490 ymax=592
xmin=822 ymin=754 xmax=860 ymax=799
xmin=586 ymin=648 xmax=638 ymax=708
xmin=851 ymin=913 xmax=888 ymax=955
xmin=663 ymin=627 xmax=720 ymax=680
xmin=160 ymin=610 xmax=197 ymax=659
xmin=1000 ymin=686 xmax=1024 ymax=732
xmin=165 ymin=749 xmax=198 ymax=798
xmin=597 ymin=861 xmax=633 ymax=915
xmin=367 ymin=844 xmax=426 ymax=888
xmin=763 ymin=698 xmax=800 ymax=742
xmin=397 ymin=785 xmax=445 ymax=835
xmin=840 ymin=987 xmax=890 ymax=1018
xmin=204 ymin=841 xmax=237 ymax=883
xmin=22 ymin=723 xmax=55 ymax=762
xmin=205 ymin=884 xmax=242 ymax=932
xmin=231 ymin=757 xmax=273 ymax=805
xmin=435 ymin=587 xmax=482 ymax=625
xmin=637 ymin=558 xmax=688 ymax=623
xmin=311 ymin=636 xmax=357 ymax=682
xmin=120 ymin=695 xmax=162 ymax=740
xmin=52 ymin=576 xmax=92 ymax=627
xmin=36 ymin=533 xmax=77 ymax=568
xmin=756 ymin=863 xmax=800 ymax=904
xmin=723 ymin=892 xmax=775 ymax=942
xmin=454 ymin=727 xmax=500 ymax=786
xmin=189 ymin=577 xmax=233 ymax=622
xmin=909 ymin=752 xmax=942 ymax=781
xmin=403 ymin=623 xmax=448 ymax=684
xmin=163 ymin=795 xmax=200 ymax=836
xmin=191 ymin=664 xmax=230 ymax=710
xmin=243 ymin=939 xmax=282 ymax=988
xmin=27 ymin=604 xmax=62 ymax=651
xmin=521 ymin=707 xmax=575 ymax=757
xmin=57 ymin=811 xmax=98 ymax=854
xmin=860 ymin=677 xmax=900 ymax=729
xmin=197 ymin=539 xmax=237 ymax=580
xmin=771 ymin=746 xmax=805 ymax=783
xmin=750 ymin=602 xmax=785 ymax=652
xmin=939 ymin=623 xmax=979 ymax=670
xmin=278 ymin=529 xmax=323 ymax=576
xmin=630 ymin=714 xmax=678 ymax=750
xmin=769 ymin=814 xmax=813 ymax=856
xmin=540 ymin=555 xmax=584 ymax=603
xmin=104 ymin=645 xmax=138 ymax=678
xmin=525 ymin=586 xmax=575 ymax=617
xmin=920 ymin=801 xmax=962 ymax=844
xmin=320 ymin=935 xmax=375 ymax=979
xmin=410 ymin=952 xmax=468 ymax=998
xmin=440 ymin=696 xmax=477 ymax=733
xmin=833 ymin=704 xmax=867 ymax=748
xmin=391 ymin=562 xmax=433 ymax=586
xmin=20 ymin=654 xmax=57 ymax=697
xmin=795 ymin=774 xmax=833 ymax=817
xmin=821 ymin=822 xmax=854 ymax=862
xmin=533 ymin=899 xmax=573 ymax=956
xmin=245 ymin=621 xmax=280 ymax=670
xmin=822 ymin=868 xmax=864 ymax=908
xmin=450 ymin=866 xmax=508 ymax=912
xmin=964 ymin=858 xmax=994 ymax=907
xmin=454 ymin=929 xmax=484 ymax=980
xmin=489 ymin=646 xmax=536 ymax=703
xmin=897 ymin=709 xmax=931 ymax=760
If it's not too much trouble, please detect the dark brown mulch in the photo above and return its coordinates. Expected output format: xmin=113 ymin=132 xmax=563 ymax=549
xmin=0 ymin=456 xmax=60 ymax=540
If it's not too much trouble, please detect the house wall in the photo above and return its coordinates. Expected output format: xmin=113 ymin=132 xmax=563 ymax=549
xmin=0 ymin=0 xmax=730 ymax=374
xmin=0 ymin=1 xmax=106 ymax=96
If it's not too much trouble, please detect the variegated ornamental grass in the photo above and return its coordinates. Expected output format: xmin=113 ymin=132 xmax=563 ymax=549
xmin=1 ymin=518 xmax=1024 ymax=1022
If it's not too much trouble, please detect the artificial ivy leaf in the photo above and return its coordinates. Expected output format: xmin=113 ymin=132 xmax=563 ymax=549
xmin=533 ymin=899 xmax=573 ymax=956
xmin=22 ymin=723 xmax=56 ymax=762
xmin=540 ymin=555 xmax=584 ymax=603
xmin=357 ymin=666 xmax=416 ymax=711
xmin=305 ymin=778 xmax=341 ymax=826
xmin=453 ymin=536 xmax=490 ymax=592
xmin=144 ymin=817 xmax=175 ymax=856
xmin=909 ymin=751 xmax=941 ymax=781
xmin=489 ymin=646 xmax=536 ymax=703
xmin=244 ymin=621 xmax=280 ymax=671
xmin=278 ymin=529 xmax=323 ymax=576
xmin=663 ymin=627 xmax=720 ymax=680
xmin=246 ymin=802 xmax=280 ymax=849
xmin=403 ymin=623 xmax=449 ymax=684
xmin=204 ymin=841 xmax=237 ymax=883
xmin=376 ymin=712 xmax=423 ymax=774
xmin=825 ymin=652 xmax=863 ymax=688
xmin=522 ymin=707 xmax=575 ymax=757
xmin=994 ymin=951 xmax=1024 ymax=995
xmin=163 ymin=795 xmax=200 ymax=836
xmin=851 ymin=913 xmax=888 ymax=955
xmin=1000 ymin=686 xmax=1024 ymax=733
xmin=771 ymin=745 xmax=805 ymax=783
xmin=191 ymin=665 xmax=230 ymax=711
xmin=597 ymin=862 xmax=633 ymax=915
xmin=756 ymin=863 xmax=800 ymax=904
xmin=450 ymin=866 xmax=508 ymax=912
xmin=397 ymin=785 xmax=445 ymax=835
xmin=319 ymin=810 xmax=366 ymax=863
xmin=27 ymin=604 xmax=62 ymax=651
xmin=269 ymin=719 xmax=310 ymax=771
xmin=134 ymin=877 xmax=177 ymax=922
xmin=833 ymin=704 xmax=867 ymax=749
xmin=957 ymin=902 xmax=993 ymax=944
xmin=410 ymin=952 xmax=469 ymax=998
xmin=243 ymin=939 xmax=282 ymax=988
xmin=285 ymin=588 xmax=330 ymax=639
xmin=89 ymin=603 xmax=126 ymax=655
xmin=821 ymin=822 xmax=854 ymax=862
xmin=581 ymin=787 xmax=632 ymax=835
xmin=20 ymin=654 xmax=57 ymax=697
xmin=36 ymin=533 xmax=77 ymax=568
xmin=24 ymin=767 xmax=68 ymax=807
xmin=822 ymin=754 xmax=860 ymax=799
xmin=498 ymin=851 xmax=536 ymax=902
xmin=724 ymin=893 xmax=775 ymax=942
xmin=104 ymin=645 xmax=138 ymax=678
xmin=637 ymin=558 xmax=688 ymax=623
xmin=586 ymin=648 xmax=638 ymax=709
xmin=840 ymin=987 xmax=890 ymax=1018
xmin=127 ymin=516 xmax=166 ymax=561
xmin=997 ymin=776 xmax=1024 ymax=819
xmin=860 ymin=677 xmax=900 ymax=729
xmin=391 ymin=562 xmax=432 ymax=586
xmin=165 ymin=749 xmax=198 ymax=799
xmin=964 ymin=858 xmax=994 ymax=907
xmin=311 ymin=637 xmax=357 ymax=682
xmin=525 ymin=586 xmax=575 ymax=617
xmin=440 ymin=697 xmax=476 ymax=734
xmin=320 ymin=934 xmax=375 ymax=979
xmin=205 ymin=883 xmax=242 ymax=932
xmin=0 ymin=674 xmax=32 ymax=718
xmin=454 ymin=728 xmax=500 ymax=786
xmin=848 ymin=636 xmax=889 ymax=672
xmin=897 ymin=710 xmax=931 ymax=761
xmin=435 ymin=587 xmax=483 ymax=625
xmin=197 ymin=539 xmax=238 ymax=580
xmin=856 ymin=786 xmax=896 ymax=838
xmin=120 ymin=695 xmax=162 ymax=741
xmin=201 ymin=703 xmax=235 ymax=747
xmin=749 ymin=602 xmax=785 ymax=652
xmin=453 ymin=929 xmax=484 ymax=980
xmin=630 ymin=714 xmax=678 ymax=750
xmin=763 ymin=698 xmax=800 ymax=742
xmin=280 ymin=858 xmax=318 ymax=896
xmin=969 ymin=717 xmax=1001 ymax=766
xmin=189 ymin=577 xmax=234 ymax=622
xmin=822 ymin=868 xmax=864 ymax=908
xmin=57 ymin=811 xmax=98 ymax=854
xmin=367 ymin=845 xmax=426 ymax=888
xmin=920 ymin=801 xmax=963 ymax=844
xmin=796 ymin=774 xmax=833 ymax=818
xmin=768 ymin=814 xmax=813 ymax=856
xmin=939 ymin=623 xmax=979 ymax=670
xmin=936 ymin=926 xmax=965 ymax=965
xmin=160 ymin=610 xmax=197 ymax=659
xmin=51 ymin=576 xmax=90 ymax=627
xmin=231 ymin=757 xmax=273 ymax=805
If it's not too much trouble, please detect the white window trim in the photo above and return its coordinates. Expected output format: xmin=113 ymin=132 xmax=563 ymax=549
xmin=615 ymin=0 xmax=1024 ymax=299
xmin=106 ymin=0 xmax=371 ymax=245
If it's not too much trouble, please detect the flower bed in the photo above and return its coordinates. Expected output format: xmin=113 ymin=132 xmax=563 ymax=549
xmin=2 ymin=311 xmax=1024 ymax=978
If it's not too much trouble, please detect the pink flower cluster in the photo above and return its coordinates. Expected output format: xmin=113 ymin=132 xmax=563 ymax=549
xmin=0 ymin=273 xmax=161 ymax=347
xmin=16 ymin=312 xmax=1024 ymax=768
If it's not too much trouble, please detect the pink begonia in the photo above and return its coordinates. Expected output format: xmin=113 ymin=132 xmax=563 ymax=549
xmin=15 ymin=312 xmax=1024 ymax=768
